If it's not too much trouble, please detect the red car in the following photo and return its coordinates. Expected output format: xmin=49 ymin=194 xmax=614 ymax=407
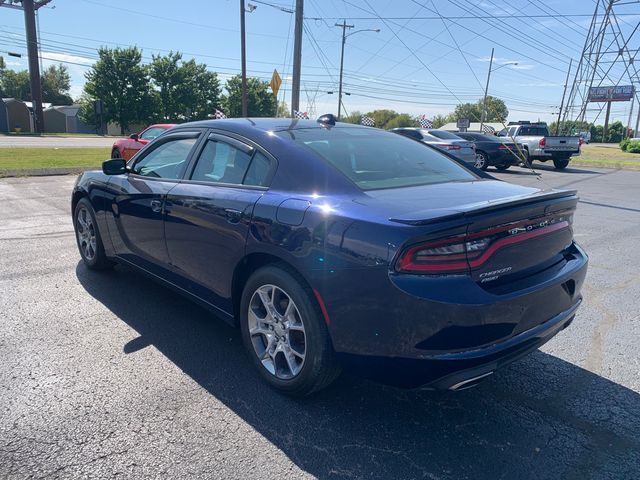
xmin=111 ymin=124 xmax=176 ymax=160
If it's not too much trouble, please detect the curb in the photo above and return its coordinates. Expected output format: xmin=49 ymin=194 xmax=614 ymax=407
xmin=0 ymin=167 xmax=96 ymax=178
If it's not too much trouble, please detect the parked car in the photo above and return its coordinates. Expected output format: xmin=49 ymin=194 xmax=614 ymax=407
xmin=455 ymin=131 xmax=523 ymax=171
xmin=391 ymin=128 xmax=477 ymax=165
xmin=497 ymin=122 xmax=581 ymax=170
xmin=111 ymin=123 xmax=176 ymax=160
xmin=73 ymin=116 xmax=588 ymax=396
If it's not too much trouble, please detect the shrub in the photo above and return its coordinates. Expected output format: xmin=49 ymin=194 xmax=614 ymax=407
xmin=620 ymin=138 xmax=630 ymax=151
xmin=626 ymin=140 xmax=640 ymax=154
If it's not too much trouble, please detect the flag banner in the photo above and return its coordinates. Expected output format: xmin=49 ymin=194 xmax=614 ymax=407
xmin=482 ymin=124 xmax=496 ymax=134
xmin=361 ymin=115 xmax=375 ymax=126
xmin=419 ymin=114 xmax=433 ymax=128
xmin=294 ymin=110 xmax=310 ymax=119
xmin=214 ymin=108 xmax=227 ymax=119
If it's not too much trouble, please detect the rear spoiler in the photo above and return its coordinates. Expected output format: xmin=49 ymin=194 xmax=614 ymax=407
xmin=389 ymin=189 xmax=578 ymax=226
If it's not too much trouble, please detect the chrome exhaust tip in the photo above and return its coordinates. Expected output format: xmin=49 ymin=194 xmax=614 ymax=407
xmin=449 ymin=371 xmax=494 ymax=391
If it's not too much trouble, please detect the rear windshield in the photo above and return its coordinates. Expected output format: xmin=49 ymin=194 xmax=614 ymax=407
xmin=277 ymin=127 xmax=476 ymax=190
xmin=426 ymin=130 xmax=463 ymax=140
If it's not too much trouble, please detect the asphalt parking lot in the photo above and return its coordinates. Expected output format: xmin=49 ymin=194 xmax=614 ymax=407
xmin=1 ymin=164 xmax=639 ymax=479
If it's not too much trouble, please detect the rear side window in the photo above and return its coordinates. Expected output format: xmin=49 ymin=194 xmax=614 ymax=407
xmin=244 ymin=151 xmax=272 ymax=187
xmin=191 ymin=140 xmax=252 ymax=184
xmin=191 ymin=140 xmax=272 ymax=187
xmin=396 ymin=129 xmax=422 ymax=140
xmin=279 ymin=128 xmax=476 ymax=190
xmin=427 ymin=130 xmax=462 ymax=140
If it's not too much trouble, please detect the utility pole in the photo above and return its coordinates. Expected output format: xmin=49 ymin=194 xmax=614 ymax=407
xmin=0 ymin=0 xmax=51 ymax=133
xmin=603 ymin=100 xmax=612 ymax=141
xmin=291 ymin=0 xmax=303 ymax=115
xmin=480 ymin=48 xmax=494 ymax=133
xmin=555 ymin=59 xmax=572 ymax=135
xmin=336 ymin=20 xmax=354 ymax=121
xmin=240 ymin=0 xmax=248 ymax=117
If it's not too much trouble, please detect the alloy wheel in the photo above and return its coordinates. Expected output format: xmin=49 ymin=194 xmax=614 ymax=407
xmin=248 ymin=284 xmax=306 ymax=379
xmin=474 ymin=153 xmax=487 ymax=169
xmin=76 ymin=206 xmax=97 ymax=261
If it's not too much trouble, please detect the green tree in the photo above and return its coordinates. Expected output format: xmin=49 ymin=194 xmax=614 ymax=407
xmin=149 ymin=51 xmax=183 ymax=121
xmin=0 ymin=61 xmax=73 ymax=104
xmin=451 ymin=96 xmax=508 ymax=122
xmin=0 ymin=68 xmax=30 ymax=100
xmin=385 ymin=113 xmax=418 ymax=129
xmin=223 ymin=75 xmax=275 ymax=117
xmin=177 ymin=59 xmax=221 ymax=120
xmin=431 ymin=114 xmax=448 ymax=128
xmin=84 ymin=46 xmax=154 ymax=133
xmin=482 ymin=96 xmax=509 ymax=122
xmin=41 ymin=64 xmax=72 ymax=105
xmin=363 ymin=109 xmax=398 ymax=129
xmin=606 ymin=121 xmax=625 ymax=143
xmin=341 ymin=111 xmax=362 ymax=124
xmin=276 ymin=101 xmax=291 ymax=118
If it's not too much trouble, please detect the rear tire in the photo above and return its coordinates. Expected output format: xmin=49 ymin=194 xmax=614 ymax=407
xmin=474 ymin=151 xmax=489 ymax=171
xmin=240 ymin=265 xmax=340 ymax=396
xmin=553 ymin=158 xmax=570 ymax=170
xmin=73 ymin=198 xmax=114 ymax=270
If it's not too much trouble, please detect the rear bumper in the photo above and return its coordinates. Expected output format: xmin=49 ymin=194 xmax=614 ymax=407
xmin=338 ymin=299 xmax=581 ymax=389
xmin=318 ymin=242 xmax=588 ymax=388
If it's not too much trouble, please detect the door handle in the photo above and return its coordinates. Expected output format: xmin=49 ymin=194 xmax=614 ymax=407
xmin=150 ymin=199 xmax=162 ymax=213
xmin=224 ymin=208 xmax=243 ymax=223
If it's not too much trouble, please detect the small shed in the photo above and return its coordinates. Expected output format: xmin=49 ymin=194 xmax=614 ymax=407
xmin=43 ymin=105 xmax=95 ymax=134
xmin=1 ymin=98 xmax=32 ymax=133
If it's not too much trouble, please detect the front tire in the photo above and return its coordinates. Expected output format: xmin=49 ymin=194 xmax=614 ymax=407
xmin=74 ymin=198 xmax=113 ymax=270
xmin=240 ymin=265 xmax=340 ymax=396
xmin=553 ymin=158 xmax=570 ymax=170
xmin=111 ymin=148 xmax=121 ymax=159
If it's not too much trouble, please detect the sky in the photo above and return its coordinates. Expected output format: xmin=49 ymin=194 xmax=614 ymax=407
xmin=1 ymin=0 xmax=639 ymax=126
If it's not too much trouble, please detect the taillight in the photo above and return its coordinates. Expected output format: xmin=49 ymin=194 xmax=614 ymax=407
xmin=539 ymin=137 xmax=546 ymax=148
xmin=396 ymin=213 xmax=573 ymax=274
xmin=498 ymin=144 xmax=512 ymax=150
xmin=397 ymin=235 xmax=469 ymax=273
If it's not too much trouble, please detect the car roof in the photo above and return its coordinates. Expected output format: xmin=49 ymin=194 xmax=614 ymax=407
xmin=176 ymin=117 xmax=366 ymax=134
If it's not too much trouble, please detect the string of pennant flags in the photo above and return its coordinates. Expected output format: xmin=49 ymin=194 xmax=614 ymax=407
xmin=211 ymin=110 xmax=495 ymax=136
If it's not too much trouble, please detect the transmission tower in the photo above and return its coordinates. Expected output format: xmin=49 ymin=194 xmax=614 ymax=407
xmin=561 ymin=0 xmax=640 ymax=137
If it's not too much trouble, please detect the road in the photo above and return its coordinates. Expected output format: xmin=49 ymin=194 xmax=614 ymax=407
xmin=0 ymin=135 xmax=119 ymax=148
xmin=1 ymin=165 xmax=639 ymax=479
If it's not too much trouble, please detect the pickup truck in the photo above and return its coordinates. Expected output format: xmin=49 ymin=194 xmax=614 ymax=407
xmin=497 ymin=122 xmax=581 ymax=170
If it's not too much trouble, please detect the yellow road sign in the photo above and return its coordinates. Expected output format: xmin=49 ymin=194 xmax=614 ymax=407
xmin=270 ymin=69 xmax=282 ymax=97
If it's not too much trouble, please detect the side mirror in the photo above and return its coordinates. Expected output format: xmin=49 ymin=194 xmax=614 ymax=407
xmin=129 ymin=133 xmax=139 ymax=141
xmin=102 ymin=158 xmax=127 ymax=175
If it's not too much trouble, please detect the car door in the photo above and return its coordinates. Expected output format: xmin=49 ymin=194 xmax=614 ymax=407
xmin=106 ymin=131 xmax=203 ymax=274
xmin=121 ymin=126 xmax=166 ymax=160
xmin=164 ymin=132 xmax=275 ymax=312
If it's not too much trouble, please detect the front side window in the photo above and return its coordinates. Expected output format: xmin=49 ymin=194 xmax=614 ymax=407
xmin=140 ymin=127 xmax=166 ymax=140
xmin=279 ymin=127 xmax=476 ymax=190
xmin=133 ymin=137 xmax=197 ymax=179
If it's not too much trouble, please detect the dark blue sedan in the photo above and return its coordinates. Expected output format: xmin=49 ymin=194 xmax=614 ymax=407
xmin=72 ymin=116 xmax=588 ymax=395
